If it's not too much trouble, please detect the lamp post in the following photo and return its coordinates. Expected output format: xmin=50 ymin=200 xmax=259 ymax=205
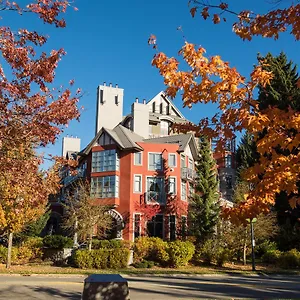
xmin=246 ymin=217 xmax=257 ymax=271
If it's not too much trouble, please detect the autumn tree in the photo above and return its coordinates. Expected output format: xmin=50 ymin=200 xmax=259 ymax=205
xmin=0 ymin=1 xmax=80 ymax=268
xmin=149 ymin=1 xmax=300 ymax=222
xmin=63 ymin=180 xmax=113 ymax=251
xmin=188 ymin=136 xmax=220 ymax=243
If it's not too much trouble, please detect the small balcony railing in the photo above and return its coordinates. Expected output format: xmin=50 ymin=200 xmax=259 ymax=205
xmin=63 ymin=169 xmax=86 ymax=186
xmin=144 ymin=191 xmax=165 ymax=205
xmin=181 ymin=167 xmax=197 ymax=181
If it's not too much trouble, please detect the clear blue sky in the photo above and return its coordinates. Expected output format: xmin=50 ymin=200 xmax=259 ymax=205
xmin=5 ymin=1 xmax=300 ymax=168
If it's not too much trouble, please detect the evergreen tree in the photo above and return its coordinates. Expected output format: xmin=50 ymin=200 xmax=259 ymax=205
xmin=257 ymin=52 xmax=300 ymax=250
xmin=188 ymin=136 xmax=220 ymax=243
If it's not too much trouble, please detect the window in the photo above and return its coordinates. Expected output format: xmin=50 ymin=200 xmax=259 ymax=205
xmin=226 ymin=175 xmax=233 ymax=189
xmin=160 ymin=121 xmax=169 ymax=136
xmin=168 ymin=153 xmax=176 ymax=167
xmin=134 ymin=214 xmax=141 ymax=239
xmin=168 ymin=177 xmax=176 ymax=195
xmin=166 ymin=104 xmax=170 ymax=115
xmin=188 ymin=158 xmax=193 ymax=170
xmin=160 ymin=103 xmax=163 ymax=114
xmin=188 ymin=183 xmax=195 ymax=197
xmin=134 ymin=175 xmax=142 ymax=193
xmin=148 ymin=153 xmax=162 ymax=170
xmin=225 ymin=154 xmax=232 ymax=168
xmin=147 ymin=214 xmax=164 ymax=238
xmin=91 ymin=176 xmax=119 ymax=198
xmin=152 ymin=102 xmax=156 ymax=113
xmin=181 ymin=155 xmax=186 ymax=168
xmin=92 ymin=150 xmax=119 ymax=172
xmin=169 ymin=215 xmax=176 ymax=241
xmin=181 ymin=181 xmax=187 ymax=200
xmin=146 ymin=177 xmax=165 ymax=204
xmin=134 ymin=152 xmax=142 ymax=165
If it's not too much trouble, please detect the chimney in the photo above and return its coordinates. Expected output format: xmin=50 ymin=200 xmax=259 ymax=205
xmin=103 ymin=82 xmax=106 ymax=86
xmin=131 ymin=99 xmax=149 ymax=138
xmin=109 ymin=83 xmax=112 ymax=87
xmin=135 ymin=97 xmax=139 ymax=103
xmin=143 ymin=99 xmax=146 ymax=104
xmin=62 ymin=136 xmax=81 ymax=158
xmin=116 ymin=84 xmax=118 ymax=88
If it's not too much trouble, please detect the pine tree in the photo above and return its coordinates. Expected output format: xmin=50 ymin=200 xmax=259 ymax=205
xmin=188 ymin=136 xmax=220 ymax=243
xmin=257 ymin=52 xmax=300 ymax=250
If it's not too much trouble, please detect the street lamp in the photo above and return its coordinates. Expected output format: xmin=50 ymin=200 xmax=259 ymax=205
xmin=246 ymin=217 xmax=257 ymax=271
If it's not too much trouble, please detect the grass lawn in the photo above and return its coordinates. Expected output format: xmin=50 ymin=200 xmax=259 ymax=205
xmin=0 ymin=262 xmax=299 ymax=276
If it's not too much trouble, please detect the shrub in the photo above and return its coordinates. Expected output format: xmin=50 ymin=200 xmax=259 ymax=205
xmin=133 ymin=260 xmax=155 ymax=269
xmin=43 ymin=235 xmax=73 ymax=249
xmin=92 ymin=239 xmax=130 ymax=250
xmin=166 ymin=240 xmax=195 ymax=268
xmin=110 ymin=248 xmax=130 ymax=269
xmin=0 ymin=245 xmax=7 ymax=263
xmin=22 ymin=237 xmax=43 ymax=260
xmin=16 ymin=246 xmax=33 ymax=264
xmin=215 ymin=247 xmax=230 ymax=267
xmin=255 ymin=240 xmax=277 ymax=258
xmin=73 ymin=248 xmax=130 ymax=269
xmin=134 ymin=237 xmax=152 ymax=262
xmin=199 ymin=239 xmax=215 ymax=265
xmin=262 ymin=250 xmax=281 ymax=264
xmin=278 ymin=249 xmax=300 ymax=268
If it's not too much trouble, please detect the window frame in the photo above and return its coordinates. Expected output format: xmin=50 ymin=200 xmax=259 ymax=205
xmin=148 ymin=152 xmax=163 ymax=171
xmin=134 ymin=152 xmax=143 ymax=166
xmin=168 ymin=153 xmax=177 ymax=168
xmin=168 ymin=176 xmax=177 ymax=195
xmin=90 ymin=175 xmax=119 ymax=199
xmin=133 ymin=174 xmax=142 ymax=193
xmin=91 ymin=149 xmax=119 ymax=173
xmin=181 ymin=180 xmax=187 ymax=201
xmin=145 ymin=176 xmax=165 ymax=204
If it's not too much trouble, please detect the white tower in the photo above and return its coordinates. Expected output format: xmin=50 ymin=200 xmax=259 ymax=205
xmin=62 ymin=136 xmax=81 ymax=158
xmin=95 ymin=83 xmax=124 ymax=135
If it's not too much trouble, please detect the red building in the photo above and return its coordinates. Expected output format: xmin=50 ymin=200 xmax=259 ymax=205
xmin=54 ymin=83 xmax=235 ymax=240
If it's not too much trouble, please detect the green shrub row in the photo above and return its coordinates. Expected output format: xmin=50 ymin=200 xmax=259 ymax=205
xmin=134 ymin=237 xmax=195 ymax=268
xmin=262 ymin=249 xmax=300 ymax=268
xmin=74 ymin=248 xmax=130 ymax=269
xmin=42 ymin=235 xmax=73 ymax=249
xmin=92 ymin=239 xmax=132 ymax=250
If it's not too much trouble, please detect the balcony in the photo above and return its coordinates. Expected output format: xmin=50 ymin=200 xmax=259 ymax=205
xmin=63 ymin=169 xmax=86 ymax=186
xmin=181 ymin=167 xmax=197 ymax=181
xmin=144 ymin=191 xmax=165 ymax=205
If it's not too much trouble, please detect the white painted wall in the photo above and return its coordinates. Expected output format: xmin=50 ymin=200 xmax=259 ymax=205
xmin=132 ymin=101 xmax=149 ymax=138
xmin=95 ymin=84 xmax=124 ymax=134
xmin=62 ymin=136 xmax=81 ymax=157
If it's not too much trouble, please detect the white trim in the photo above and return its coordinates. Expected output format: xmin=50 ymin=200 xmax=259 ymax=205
xmin=168 ymin=176 xmax=177 ymax=195
xmin=145 ymin=176 xmax=164 ymax=205
xmin=181 ymin=180 xmax=187 ymax=201
xmin=168 ymin=153 xmax=177 ymax=168
xmin=180 ymin=154 xmax=186 ymax=168
xmin=133 ymin=174 xmax=142 ymax=193
xmin=148 ymin=152 xmax=163 ymax=171
xmin=134 ymin=152 xmax=143 ymax=166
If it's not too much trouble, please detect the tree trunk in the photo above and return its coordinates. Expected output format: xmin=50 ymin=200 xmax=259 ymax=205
xmin=6 ymin=232 xmax=13 ymax=269
xmin=73 ymin=218 xmax=78 ymax=248
xmin=243 ymin=242 xmax=247 ymax=265
xmin=88 ymin=228 xmax=93 ymax=251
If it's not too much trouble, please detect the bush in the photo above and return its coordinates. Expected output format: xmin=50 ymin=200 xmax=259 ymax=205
xmin=166 ymin=240 xmax=195 ymax=268
xmin=215 ymin=247 xmax=230 ymax=267
xmin=198 ymin=239 xmax=215 ymax=265
xmin=43 ymin=235 xmax=73 ymax=249
xmin=255 ymin=240 xmax=277 ymax=258
xmin=16 ymin=246 xmax=33 ymax=264
xmin=133 ymin=237 xmax=152 ymax=262
xmin=262 ymin=250 xmax=281 ymax=264
xmin=278 ymin=249 xmax=300 ymax=268
xmin=22 ymin=237 xmax=43 ymax=260
xmin=133 ymin=260 xmax=155 ymax=269
xmin=92 ymin=239 xmax=131 ymax=250
xmin=73 ymin=248 xmax=130 ymax=269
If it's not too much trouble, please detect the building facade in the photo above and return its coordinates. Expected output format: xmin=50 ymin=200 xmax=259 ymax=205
xmin=56 ymin=83 xmax=235 ymax=240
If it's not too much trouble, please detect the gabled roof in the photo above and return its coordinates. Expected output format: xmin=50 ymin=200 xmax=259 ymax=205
xmin=80 ymin=125 xmax=143 ymax=155
xmin=143 ymin=133 xmax=199 ymax=160
xmin=147 ymin=91 xmax=185 ymax=119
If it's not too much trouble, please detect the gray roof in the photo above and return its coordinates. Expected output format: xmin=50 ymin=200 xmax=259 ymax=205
xmin=143 ymin=133 xmax=199 ymax=159
xmin=80 ymin=124 xmax=143 ymax=155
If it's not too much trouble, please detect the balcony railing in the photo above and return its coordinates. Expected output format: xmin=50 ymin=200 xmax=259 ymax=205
xmin=63 ymin=169 xmax=86 ymax=186
xmin=144 ymin=191 xmax=165 ymax=205
xmin=181 ymin=167 xmax=197 ymax=181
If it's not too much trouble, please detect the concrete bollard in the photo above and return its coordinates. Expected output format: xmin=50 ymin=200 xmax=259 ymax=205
xmin=82 ymin=274 xmax=130 ymax=300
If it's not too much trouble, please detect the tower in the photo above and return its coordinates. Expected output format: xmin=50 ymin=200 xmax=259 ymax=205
xmin=95 ymin=83 xmax=124 ymax=135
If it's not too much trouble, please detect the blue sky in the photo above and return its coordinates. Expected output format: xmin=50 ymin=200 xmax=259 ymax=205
xmin=5 ymin=1 xmax=300 ymax=168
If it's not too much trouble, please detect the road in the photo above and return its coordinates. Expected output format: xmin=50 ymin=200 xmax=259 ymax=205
xmin=0 ymin=274 xmax=299 ymax=299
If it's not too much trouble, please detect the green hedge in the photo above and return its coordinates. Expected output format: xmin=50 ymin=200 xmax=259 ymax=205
xmin=134 ymin=237 xmax=195 ymax=268
xmin=43 ymin=235 xmax=73 ymax=249
xmin=92 ymin=239 xmax=132 ymax=250
xmin=74 ymin=248 xmax=130 ymax=269
xmin=262 ymin=250 xmax=282 ymax=264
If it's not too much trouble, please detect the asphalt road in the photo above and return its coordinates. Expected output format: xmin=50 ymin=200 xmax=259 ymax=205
xmin=0 ymin=274 xmax=299 ymax=299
